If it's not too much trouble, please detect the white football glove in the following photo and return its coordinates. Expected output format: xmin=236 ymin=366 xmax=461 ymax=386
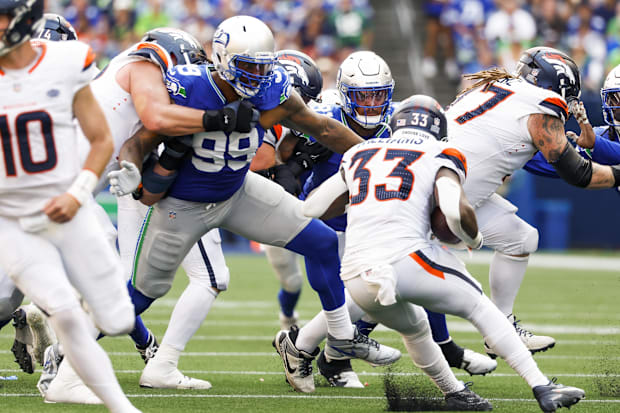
xmin=568 ymin=100 xmax=589 ymax=125
xmin=107 ymin=160 xmax=141 ymax=196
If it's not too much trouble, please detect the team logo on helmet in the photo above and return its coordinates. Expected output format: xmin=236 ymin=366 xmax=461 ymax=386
xmin=213 ymin=29 xmax=229 ymax=47
xmin=541 ymin=53 xmax=577 ymax=86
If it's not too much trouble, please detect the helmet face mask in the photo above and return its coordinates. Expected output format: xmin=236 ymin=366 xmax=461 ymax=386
xmin=0 ymin=0 xmax=44 ymax=57
xmin=337 ymin=51 xmax=394 ymax=129
xmin=515 ymin=46 xmax=581 ymax=103
xmin=211 ymin=16 xmax=276 ymax=99
xmin=602 ymin=64 xmax=620 ymax=134
xmin=389 ymin=94 xmax=447 ymax=141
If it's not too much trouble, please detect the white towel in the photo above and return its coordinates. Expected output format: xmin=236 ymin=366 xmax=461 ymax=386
xmin=360 ymin=264 xmax=397 ymax=306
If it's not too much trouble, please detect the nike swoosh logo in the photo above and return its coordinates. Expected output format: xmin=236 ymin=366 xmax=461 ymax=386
xmin=283 ymin=350 xmax=296 ymax=375
xmin=330 ymin=346 xmax=356 ymax=358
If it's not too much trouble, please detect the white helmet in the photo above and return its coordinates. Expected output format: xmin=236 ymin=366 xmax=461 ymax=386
xmin=211 ymin=16 xmax=276 ymax=98
xmin=337 ymin=51 xmax=394 ymax=129
xmin=601 ymin=64 xmax=620 ymax=136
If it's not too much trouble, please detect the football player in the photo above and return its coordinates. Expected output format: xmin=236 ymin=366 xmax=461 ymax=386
xmin=301 ymin=94 xmax=585 ymax=413
xmin=114 ymin=15 xmax=402 ymax=394
xmin=0 ymin=1 xmax=139 ymax=412
xmin=444 ymin=47 xmax=620 ymax=359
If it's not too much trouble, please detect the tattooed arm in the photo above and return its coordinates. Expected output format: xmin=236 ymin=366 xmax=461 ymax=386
xmin=259 ymin=90 xmax=363 ymax=154
xmin=528 ymin=114 xmax=620 ymax=188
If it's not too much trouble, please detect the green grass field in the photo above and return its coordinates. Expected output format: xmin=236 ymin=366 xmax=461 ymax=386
xmin=1 ymin=254 xmax=619 ymax=412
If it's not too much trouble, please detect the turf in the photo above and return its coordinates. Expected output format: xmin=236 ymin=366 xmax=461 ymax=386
xmin=0 ymin=254 xmax=618 ymax=412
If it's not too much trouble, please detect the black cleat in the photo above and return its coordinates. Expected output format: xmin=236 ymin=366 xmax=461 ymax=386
xmin=135 ymin=330 xmax=159 ymax=364
xmin=445 ymin=383 xmax=493 ymax=411
xmin=11 ymin=308 xmax=34 ymax=374
xmin=533 ymin=378 xmax=585 ymax=412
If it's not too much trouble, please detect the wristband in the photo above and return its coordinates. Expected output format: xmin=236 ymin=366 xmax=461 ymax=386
xmin=67 ymin=169 xmax=98 ymax=205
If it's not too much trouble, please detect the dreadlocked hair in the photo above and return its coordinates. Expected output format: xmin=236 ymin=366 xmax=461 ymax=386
xmin=457 ymin=67 xmax=517 ymax=98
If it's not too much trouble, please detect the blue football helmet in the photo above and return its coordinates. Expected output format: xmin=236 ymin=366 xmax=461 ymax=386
xmin=390 ymin=95 xmax=447 ymax=141
xmin=0 ymin=0 xmax=44 ymax=56
xmin=211 ymin=16 xmax=276 ymax=98
xmin=601 ymin=63 xmax=620 ymax=135
xmin=337 ymin=51 xmax=394 ymax=129
xmin=515 ymin=47 xmax=581 ymax=103
xmin=33 ymin=13 xmax=77 ymax=41
xmin=276 ymin=50 xmax=323 ymax=103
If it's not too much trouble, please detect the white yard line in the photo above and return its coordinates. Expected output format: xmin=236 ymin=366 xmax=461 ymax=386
xmin=455 ymin=251 xmax=620 ymax=272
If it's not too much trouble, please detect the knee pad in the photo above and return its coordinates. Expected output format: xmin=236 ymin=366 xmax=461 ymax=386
xmin=137 ymin=232 xmax=187 ymax=298
xmin=497 ymin=223 xmax=539 ymax=256
xmin=401 ymin=317 xmax=432 ymax=342
xmin=95 ymin=300 xmax=135 ymax=336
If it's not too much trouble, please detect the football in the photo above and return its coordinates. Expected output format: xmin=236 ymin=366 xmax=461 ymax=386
xmin=430 ymin=207 xmax=461 ymax=244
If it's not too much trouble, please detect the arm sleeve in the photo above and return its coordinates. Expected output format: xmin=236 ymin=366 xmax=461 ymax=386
xmin=302 ymin=169 xmax=348 ymax=218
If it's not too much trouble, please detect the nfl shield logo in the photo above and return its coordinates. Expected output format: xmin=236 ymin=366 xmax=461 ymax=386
xmin=168 ymin=210 xmax=177 ymax=220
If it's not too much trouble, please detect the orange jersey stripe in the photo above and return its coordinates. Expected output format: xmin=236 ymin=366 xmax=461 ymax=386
xmin=409 ymin=252 xmax=445 ymax=280
xmin=272 ymin=124 xmax=283 ymax=142
xmin=440 ymin=147 xmax=467 ymax=175
xmin=136 ymin=43 xmax=170 ymax=69
xmin=543 ymin=97 xmax=568 ymax=118
xmin=83 ymin=46 xmax=96 ymax=70
xmin=28 ymin=42 xmax=47 ymax=74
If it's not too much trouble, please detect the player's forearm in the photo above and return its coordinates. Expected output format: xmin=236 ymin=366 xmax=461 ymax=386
xmin=303 ymin=172 xmax=348 ymax=219
xmin=141 ymin=102 xmax=204 ymax=136
xmin=586 ymin=164 xmax=620 ymax=189
xmin=83 ymin=135 xmax=113 ymax=177
xmin=118 ymin=128 xmax=163 ymax=170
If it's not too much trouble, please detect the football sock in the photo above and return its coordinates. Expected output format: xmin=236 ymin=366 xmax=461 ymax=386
xmin=438 ymin=339 xmax=465 ymax=368
xmin=160 ymin=281 xmax=217 ymax=355
xmin=152 ymin=342 xmax=181 ymax=368
xmin=469 ymin=295 xmax=547 ymax=388
xmin=126 ymin=279 xmax=155 ymax=315
xmin=426 ymin=309 xmax=450 ymax=342
xmin=489 ymin=252 xmax=529 ymax=316
xmin=129 ymin=316 xmax=150 ymax=348
xmin=354 ymin=317 xmax=378 ymax=337
xmin=401 ymin=319 xmax=464 ymax=395
xmin=278 ymin=289 xmax=301 ymax=318
xmin=284 ymin=219 xmax=345 ymax=311
xmin=48 ymin=308 xmax=136 ymax=412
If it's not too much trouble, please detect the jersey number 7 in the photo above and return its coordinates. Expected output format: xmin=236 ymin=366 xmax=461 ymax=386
xmin=349 ymin=148 xmax=424 ymax=205
xmin=454 ymin=84 xmax=514 ymax=125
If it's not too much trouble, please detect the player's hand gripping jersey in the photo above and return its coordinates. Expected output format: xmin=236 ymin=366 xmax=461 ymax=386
xmin=0 ymin=40 xmax=98 ymax=217
xmin=339 ymin=135 xmax=467 ymax=280
xmin=445 ymin=77 xmax=569 ymax=206
xmin=163 ymin=64 xmax=291 ymax=202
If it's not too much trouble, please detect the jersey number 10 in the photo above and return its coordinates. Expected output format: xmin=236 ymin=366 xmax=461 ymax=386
xmin=0 ymin=111 xmax=57 ymax=177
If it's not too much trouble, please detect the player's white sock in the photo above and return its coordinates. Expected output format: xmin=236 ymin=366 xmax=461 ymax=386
xmin=158 ymin=282 xmax=218 ymax=364
xmin=48 ymin=308 xmax=136 ymax=412
xmin=489 ymin=252 xmax=529 ymax=316
xmin=402 ymin=320 xmax=464 ymax=395
xmin=468 ymin=295 xmax=548 ymax=388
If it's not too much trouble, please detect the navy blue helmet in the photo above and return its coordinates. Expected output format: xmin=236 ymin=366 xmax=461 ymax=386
xmin=515 ymin=47 xmax=581 ymax=103
xmin=276 ymin=50 xmax=323 ymax=102
xmin=140 ymin=27 xmax=207 ymax=66
xmin=390 ymin=95 xmax=447 ymax=141
xmin=0 ymin=0 xmax=44 ymax=56
xmin=33 ymin=13 xmax=77 ymax=41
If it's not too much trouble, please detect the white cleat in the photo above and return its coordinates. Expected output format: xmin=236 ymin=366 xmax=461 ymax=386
xmin=273 ymin=325 xmax=319 ymax=393
xmin=139 ymin=359 xmax=212 ymax=390
xmin=485 ymin=314 xmax=556 ymax=358
xmin=37 ymin=343 xmax=63 ymax=396
xmin=460 ymin=349 xmax=497 ymax=376
xmin=44 ymin=360 xmax=103 ymax=405
xmin=279 ymin=311 xmax=299 ymax=331
xmin=324 ymin=327 xmax=401 ymax=367
xmin=25 ymin=304 xmax=56 ymax=365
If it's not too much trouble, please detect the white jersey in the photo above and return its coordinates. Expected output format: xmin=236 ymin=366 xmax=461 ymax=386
xmin=77 ymin=41 xmax=174 ymax=190
xmin=0 ymin=40 xmax=98 ymax=217
xmin=339 ymin=135 xmax=467 ymax=280
xmin=446 ymin=77 xmax=568 ymax=206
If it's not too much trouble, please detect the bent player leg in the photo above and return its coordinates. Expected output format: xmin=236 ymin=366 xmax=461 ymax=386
xmin=264 ymin=245 xmax=303 ymax=329
xmin=0 ymin=216 xmax=138 ymax=412
xmin=477 ymin=194 xmax=554 ymax=355
xmin=140 ymin=229 xmax=227 ymax=389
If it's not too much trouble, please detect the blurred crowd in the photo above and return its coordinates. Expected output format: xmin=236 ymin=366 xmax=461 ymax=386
xmin=423 ymin=0 xmax=620 ymax=93
xmin=44 ymin=0 xmax=374 ymax=89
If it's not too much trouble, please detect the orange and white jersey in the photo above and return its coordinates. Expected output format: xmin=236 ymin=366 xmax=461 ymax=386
xmin=0 ymin=40 xmax=98 ymax=217
xmin=262 ymin=124 xmax=288 ymax=149
xmin=78 ymin=41 xmax=174 ymax=169
xmin=339 ymin=134 xmax=467 ymax=280
xmin=445 ymin=77 xmax=568 ymax=207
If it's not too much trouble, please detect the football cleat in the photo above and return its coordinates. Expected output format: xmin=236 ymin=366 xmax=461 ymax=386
xmin=44 ymin=360 xmax=103 ymax=404
xmin=279 ymin=311 xmax=299 ymax=331
xmin=316 ymin=349 xmax=364 ymax=388
xmin=135 ymin=330 xmax=159 ymax=364
xmin=273 ymin=325 xmax=319 ymax=393
xmin=12 ymin=304 xmax=56 ymax=373
xmin=37 ymin=343 xmax=64 ymax=396
xmin=485 ymin=314 xmax=555 ymax=359
xmin=533 ymin=378 xmax=585 ymax=412
xmin=324 ymin=327 xmax=401 ymax=366
xmin=11 ymin=307 xmax=35 ymax=373
xmin=460 ymin=349 xmax=497 ymax=376
xmin=445 ymin=383 xmax=493 ymax=411
xmin=139 ymin=359 xmax=212 ymax=390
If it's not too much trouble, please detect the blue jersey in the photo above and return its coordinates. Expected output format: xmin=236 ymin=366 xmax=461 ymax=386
xmin=164 ymin=64 xmax=291 ymax=202
xmin=523 ymin=126 xmax=620 ymax=178
xmin=301 ymin=103 xmax=393 ymax=231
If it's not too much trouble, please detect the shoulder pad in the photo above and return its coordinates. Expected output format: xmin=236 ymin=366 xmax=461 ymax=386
xmin=129 ymin=42 xmax=173 ymax=72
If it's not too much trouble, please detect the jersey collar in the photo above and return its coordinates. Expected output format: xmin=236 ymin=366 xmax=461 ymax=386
xmin=206 ymin=70 xmax=226 ymax=105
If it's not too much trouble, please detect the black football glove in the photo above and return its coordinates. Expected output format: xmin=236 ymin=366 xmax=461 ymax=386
xmin=202 ymin=100 xmax=259 ymax=134
xmin=256 ymin=164 xmax=301 ymax=196
xmin=287 ymin=139 xmax=333 ymax=176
